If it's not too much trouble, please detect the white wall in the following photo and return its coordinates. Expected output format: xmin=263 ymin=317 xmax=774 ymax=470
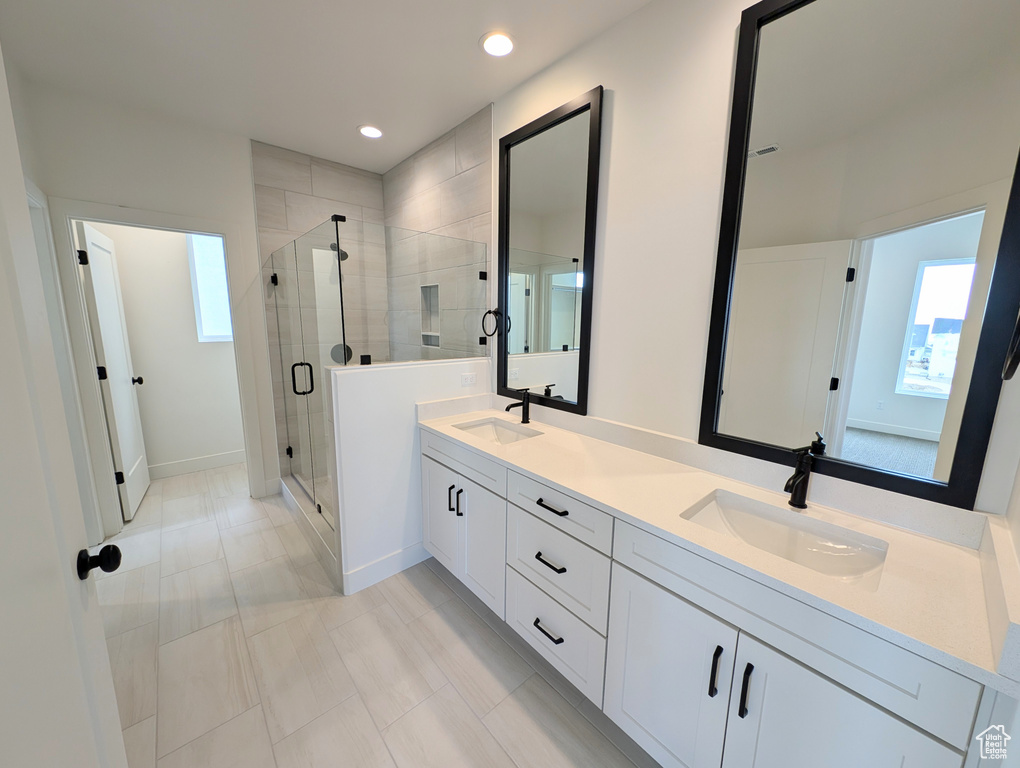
xmin=331 ymin=358 xmax=490 ymax=593
xmin=6 ymin=75 xmax=278 ymax=496
xmin=508 ymin=351 xmax=580 ymax=402
xmin=90 ymin=223 xmax=245 ymax=477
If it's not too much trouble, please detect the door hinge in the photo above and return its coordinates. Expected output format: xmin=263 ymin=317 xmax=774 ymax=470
xmin=77 ymin=249 xmax=89 ymax=266
xmin=846 ymin=267 xmax=856 ymax=282
xmin=286 ymin=446 xmax=293 ymax=458
xmin=829 ymin=377 xmax=840 ymax=391
xmin=479 ymin=270 xmax=487 ymax=281
xmin=114 ymin=471 xmax=125 ymax=485
xmin=97 ymin=366 xmax=108 ymax=380
xmin=270 ymin=273 xmax=278 ymax=286
xmin=524 ymin=288 xmax=531 ymax=297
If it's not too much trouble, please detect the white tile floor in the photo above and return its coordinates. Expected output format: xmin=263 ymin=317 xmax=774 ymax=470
xmin=99 ymin=464 xmax=655 ymax=768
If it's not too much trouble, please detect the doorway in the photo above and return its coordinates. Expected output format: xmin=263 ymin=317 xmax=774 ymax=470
xmin=72 ymin=219 xmax=246 ymax=528
xmin=827 ymin=210 xmax=986 ymax=478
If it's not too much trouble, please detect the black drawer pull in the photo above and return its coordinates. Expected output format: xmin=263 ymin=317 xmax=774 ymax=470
xmin=447 ymin=485 xmax=455 ymax=512
xmin=708 ymin=645 xmax=723 ymax=697
xmin=535 ymin=551 xmax=567 ymax=574
xmin=738 ymin=662 xmax=754 ymax=718
xmin=533 ymin=617 xmax=564 ymax=645
xmin=536 ymin=498 xmax=568 ymax=517
xmin=456 ymin=488 xmax=464 ymax=516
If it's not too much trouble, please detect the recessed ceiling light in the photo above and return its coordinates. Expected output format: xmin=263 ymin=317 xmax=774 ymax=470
xmin=481 ymin=32 xmax=514 ymax=57
xmin=359 ymin=125 xmax=383 ymax=139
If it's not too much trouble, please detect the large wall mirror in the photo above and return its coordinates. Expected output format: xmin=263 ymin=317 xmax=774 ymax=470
xmin=702 ymin=0 xmax=1020 ymax=508
xmin=497 ymin=86 xmax=603 ymax=414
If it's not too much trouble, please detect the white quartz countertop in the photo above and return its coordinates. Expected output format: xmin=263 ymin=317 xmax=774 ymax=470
xmin=420 ymin=409 xmax=1016 ymax=694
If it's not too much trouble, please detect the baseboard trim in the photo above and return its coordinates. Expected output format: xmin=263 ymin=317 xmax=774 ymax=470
xmin=845 ymin=419 xmax=941 ymax=442
xmin=342 ymin=544 xmax=429 ymax=595
xmin=148 ymin=450 xmax=246 ymax=479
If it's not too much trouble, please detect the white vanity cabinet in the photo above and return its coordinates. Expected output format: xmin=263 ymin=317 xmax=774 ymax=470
xmin=421 ymin=455 xmax=507 ymax=618
xmin=603 ymin=563 xmax=737 ymax=768
xmin=605 ymin=562 xmax=965 ymax=768
xmin=418 ymin=424 xmax=986 ymax=768
xmin=723 ymin=634 xmax=963 ymax=768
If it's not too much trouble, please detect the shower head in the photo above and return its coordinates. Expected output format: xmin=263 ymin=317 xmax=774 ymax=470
xmin=330 ymin=243 xmax=349 ymax=261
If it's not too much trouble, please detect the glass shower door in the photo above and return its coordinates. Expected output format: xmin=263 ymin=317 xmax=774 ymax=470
xmin=294 ymin=219 xmax=343 ymax=529
xmin=273 ymin=239 xmax=315 ymax=502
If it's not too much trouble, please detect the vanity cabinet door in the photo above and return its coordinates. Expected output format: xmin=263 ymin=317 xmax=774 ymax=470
xmin=604 ymin=563 xmax=737 ymax=768
xmin=422 ymin=456 xmax=460 ymax=574
xmin=722 ymin=634 xmax=963 ymax=768
xmin=460 ymin=475 xmax=507 ymax=619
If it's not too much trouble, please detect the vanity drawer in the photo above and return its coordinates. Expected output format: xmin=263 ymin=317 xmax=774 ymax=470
xmin=505 ymin=566 xmax=606 ymax=706
xmin=614 ymin=521 xmax=982 ymax=750
xmin=507 ymin=471 xmax=613 ymax=554
xmin=507 ymin=505 xmax=611 ymax=633
xmin=420 ymin=429 xmax=507 ymax=497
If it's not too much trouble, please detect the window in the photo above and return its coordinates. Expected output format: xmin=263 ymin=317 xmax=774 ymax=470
xmin=187 ymin=234 xmax=232 ymax=342
xmin=895 ymin=259 xmax=976 ymax=398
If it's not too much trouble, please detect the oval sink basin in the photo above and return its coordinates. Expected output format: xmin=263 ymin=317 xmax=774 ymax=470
xmin=454 ymin=417 xmax=543 ymax=445
xmin=681 ymin=490 xmax=887 ymax=584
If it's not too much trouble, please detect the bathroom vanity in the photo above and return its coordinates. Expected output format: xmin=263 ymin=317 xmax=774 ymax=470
xmin=419 ymin=407 xmax=1020 ymax=768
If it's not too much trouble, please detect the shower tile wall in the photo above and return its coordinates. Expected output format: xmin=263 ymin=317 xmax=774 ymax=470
xmin=253 ymin=141 xmax=387 ymax=487
xmin=383 ymin=105 xmax=493 ymax=361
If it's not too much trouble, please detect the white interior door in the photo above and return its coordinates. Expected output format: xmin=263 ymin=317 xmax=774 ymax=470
xmin=718 ymin=240 xmax=851 ymax=448
xmin=1 ymin=114 xmax=125 ymax=765
xmin=77 ymin=221 xmax=150 ymax=520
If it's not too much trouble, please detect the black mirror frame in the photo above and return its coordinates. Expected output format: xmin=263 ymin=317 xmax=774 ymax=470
xmin=496 ymin=86 xmax=603 ymax=416
xmin=699 ymin=0 xmax=1020 ymax=509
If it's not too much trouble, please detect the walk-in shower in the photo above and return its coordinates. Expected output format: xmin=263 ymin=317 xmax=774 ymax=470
xmin=262 ymin=215 xmax=487 ymax=530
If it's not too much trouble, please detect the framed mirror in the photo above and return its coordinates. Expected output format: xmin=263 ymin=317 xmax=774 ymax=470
xmin=701 ymin=0 xmax=1020 ymax=508
xmin=497 ymin=86 xmax=603 ymax=414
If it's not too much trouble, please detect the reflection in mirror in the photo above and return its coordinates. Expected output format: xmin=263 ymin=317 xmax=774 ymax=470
xmin=705 ymin=0 xmax=1020 ymax=505
xmin=498 ymin=87 xmax=602 ymax=413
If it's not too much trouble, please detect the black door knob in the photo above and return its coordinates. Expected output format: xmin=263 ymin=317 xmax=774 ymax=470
xmin=132 ymin=376 xmax=144 ymax=385
xmin=77 ymin=545 xmax=122 ymax=580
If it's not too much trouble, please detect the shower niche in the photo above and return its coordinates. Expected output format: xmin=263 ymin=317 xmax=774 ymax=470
xmin=262 ymin=215 xmax=487 ymax=552
xmin=421 ymin=284 xmax=440 ymax=347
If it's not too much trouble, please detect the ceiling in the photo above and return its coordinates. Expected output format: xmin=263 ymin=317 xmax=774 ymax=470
xmin=510 ymin=110 xmax=590 ymax=216
xmin=0 ymin=0 xmax=651 ymax=174
xmin=748 ymin=0 xmax=1020 ymax=154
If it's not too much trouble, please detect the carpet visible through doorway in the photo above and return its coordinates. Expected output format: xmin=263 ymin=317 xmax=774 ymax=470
xmin=840 ymin=427 xmax=939 ymax=478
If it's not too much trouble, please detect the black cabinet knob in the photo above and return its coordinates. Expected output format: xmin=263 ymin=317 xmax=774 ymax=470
xmin=77 ymin=545 xmax=122 ymax=580
xmin=132 ymin=376 xmax=144 ymax=385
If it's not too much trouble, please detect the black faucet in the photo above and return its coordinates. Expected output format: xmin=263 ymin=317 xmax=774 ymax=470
xmin=784 ymin=432 xmax=826 ymax=509
xmin=505 ymin=388 xmax=531 ymax=424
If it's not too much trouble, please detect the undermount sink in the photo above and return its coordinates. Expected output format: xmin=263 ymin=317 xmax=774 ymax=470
xmin=453 ymin=417 xmax=543 ymax=445
xmin=682 ymin=489 xmax=888 ymax=584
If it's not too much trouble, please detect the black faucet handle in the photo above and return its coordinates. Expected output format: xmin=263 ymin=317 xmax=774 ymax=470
xmin=810 ymin=432 xmax=826 ymax=456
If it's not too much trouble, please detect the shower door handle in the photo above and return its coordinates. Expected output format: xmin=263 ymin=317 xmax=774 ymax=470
xmin=291 ymin=362 xmax=315 ymax=396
